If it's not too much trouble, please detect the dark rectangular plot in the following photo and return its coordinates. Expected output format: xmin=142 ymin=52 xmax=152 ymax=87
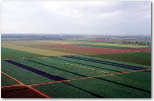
xmin=2 ymin=61 xmax=53 ymax=84
xmin=5 ymin=60 xmax=67 ymax=81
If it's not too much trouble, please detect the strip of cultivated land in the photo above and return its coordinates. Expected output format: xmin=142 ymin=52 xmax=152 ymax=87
xmin=2 ymin=43 xmax=75 ymax=56
xmin=72 ymin=44 xmax=137 ymax=49
xmin=88 ymin=52 xmax=151 ymax=66
xmin=86 ymin=42 xmax=149 ymax=48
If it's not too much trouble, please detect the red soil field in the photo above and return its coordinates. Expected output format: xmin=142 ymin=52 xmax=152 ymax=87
xmin=128 ymin=47 xmax=151 ymax=52
xmin=38 ymin=44 xmax=150 ymax=54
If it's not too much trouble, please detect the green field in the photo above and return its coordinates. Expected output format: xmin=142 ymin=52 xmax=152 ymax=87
xmin=88 ymin=52 xmax=151 ymax=66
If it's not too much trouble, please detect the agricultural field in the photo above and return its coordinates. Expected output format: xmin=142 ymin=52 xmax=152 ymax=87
xmin=1 ymin=35 xmax=151 ymax=98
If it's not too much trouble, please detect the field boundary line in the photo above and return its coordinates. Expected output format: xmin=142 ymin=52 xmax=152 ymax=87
xmin=28 ymin=68 xmax=151 ymax=87
xmin=1 ymin=85 xmax=23 ymax=89
xmin=1 ymin=72 xmax=24 ymax=85
xmin=1 ymin=72 xmax=51 ymax=98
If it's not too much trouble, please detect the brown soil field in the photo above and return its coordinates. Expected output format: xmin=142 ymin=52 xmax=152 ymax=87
xmin=1 ymin=86 xmax=46 ymax=98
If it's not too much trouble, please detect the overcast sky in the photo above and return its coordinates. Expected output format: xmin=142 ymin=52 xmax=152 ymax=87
xmin=1 ymin=1 xmax=151 ymax=35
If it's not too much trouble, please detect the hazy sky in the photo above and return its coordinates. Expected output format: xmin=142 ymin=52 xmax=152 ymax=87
xmin=1 ymin=1 xmax=151 ymax=35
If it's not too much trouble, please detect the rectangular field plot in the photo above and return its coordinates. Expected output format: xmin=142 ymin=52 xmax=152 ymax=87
xmin=88 ymin=52 xmax=151 ymax=66
xmin=87 ymin=42 xmax=149 ymax=48
xmin=72 ymin=44 xmax=132 ymax=49
xmin=74 ymin=55 xmax=150 ymax=68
